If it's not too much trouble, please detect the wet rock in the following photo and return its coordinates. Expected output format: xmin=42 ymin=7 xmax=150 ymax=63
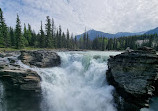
xmin=0 ymin=52 xmax=41 ymax=92
xmin=0 ymin=68 xmax=41 ymax=92
xmin=106 ymin=47 xmax=158 ymax=111
xmin=0 ymin=51 xmax=42 ymax=111
xmin=19 ymin=50 xmax=61 ymax=68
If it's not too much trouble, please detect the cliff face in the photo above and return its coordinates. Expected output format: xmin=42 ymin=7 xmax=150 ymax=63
xmin=106 ymin=47 xmax=158 ymax=111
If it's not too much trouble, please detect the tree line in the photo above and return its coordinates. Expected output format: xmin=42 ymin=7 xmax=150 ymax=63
xmin=1 ymin=8 xmax=158 ymax=51
xmin=0 ymin=8 xmax=77 ymax=49
xmin=77 ymin=32 xmax=158 ymax=51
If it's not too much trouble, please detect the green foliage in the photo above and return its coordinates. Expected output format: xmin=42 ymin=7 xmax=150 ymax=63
xmin=0 ymin=8 xmax=8 ymax=47
xmin=9 ymin=27 xmax=15 ymax=46
xmin=39 ymin=21 xmax=45 ymax=48
xmin=45 ymin=16 xmax=53 ymax=48
xmin=1 ymin=8 xmax=158 ymax=51
xmin=15 ymin=15 xmax=24 ymax=49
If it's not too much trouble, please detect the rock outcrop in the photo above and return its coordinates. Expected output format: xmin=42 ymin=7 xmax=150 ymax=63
xmin=0 ymin=54 xmax=41 ymax=92
xmin=0 ymin=50 xmax=61 ymax=111
xmin=106 ymin=47 xmax=158 ymax=111
xmin=19 ymin=50 xmax=61 ymax=68
xmin=0 ymin=52 xmax=42 ymax=111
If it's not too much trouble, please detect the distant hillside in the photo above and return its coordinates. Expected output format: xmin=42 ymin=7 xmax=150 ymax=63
xmin=145 ymin=27 xmax=158 ymax=35
xmin=76 ymin=29 xmax=145 ymax=40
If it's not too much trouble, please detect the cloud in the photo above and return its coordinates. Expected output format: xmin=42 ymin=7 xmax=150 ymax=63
xmin=1 ymin=0 xmax=158 ymax=34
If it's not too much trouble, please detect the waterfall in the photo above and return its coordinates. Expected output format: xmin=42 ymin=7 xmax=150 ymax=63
xmin=39 ymin=51 xmax=118 ymax=111
xmin=1 ymin=51 xmax=158 ymax=111
xmin=19 ymin=51 xmax=120 ymax=111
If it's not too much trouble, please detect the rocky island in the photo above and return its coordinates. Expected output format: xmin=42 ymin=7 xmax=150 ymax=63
xmin=106 ymin=47 xmax=158 ymax=111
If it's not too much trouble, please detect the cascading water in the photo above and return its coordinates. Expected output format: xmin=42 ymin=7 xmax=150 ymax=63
xmin=1 ymin=51 xmax=158 ymax=111
xmin=19 ymin=51 xmax=121 ymax=111
xmin=40 ymin=51 xmax=119 ymax=111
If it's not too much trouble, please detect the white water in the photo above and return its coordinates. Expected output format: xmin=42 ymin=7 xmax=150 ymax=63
xmin=19 ymin=51 xmax=121 ymax=111
xmin=1 ymin=51 xmax=158 ymax=111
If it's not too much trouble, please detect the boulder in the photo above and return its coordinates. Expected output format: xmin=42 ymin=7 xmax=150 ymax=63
xmin=106 ymin=47 xmax=158 ymax=111
xmin=19 ymin=50 xmax=61 ymax=68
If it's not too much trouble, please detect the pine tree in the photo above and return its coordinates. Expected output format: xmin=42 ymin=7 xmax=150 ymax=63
xmin=40 ymin=21 xmax=45 ymax=48
xmin=15 ymin=14 xmax=24 ymax=49
xmin=0 ymin=8 xmax=9 ymax=47
xmin=58 ymin=25 xmax=62 ymax=48
xmin=102 ymin=37 xmax=105 ymax=51
xmin=45 ymin=16 xmax=53 ymax=48
xmin=83 ymin=32 xmax=86 ymax=49
xmin=86 ymin=32 xmax=89 ymax=49
xmin=9 ymin=27 xmax=15 ymax=46
xmin=55 ymin=30 xmax=59 ymax=48
xmin=62 ymin=32 xmax=66 ymax=48
xmin=31 ymin=30 xmax=36 ymax=46
xmin=52 ymin=18 xmax=55 ymax=48
xmin=74 ymin=36 xmax=78 ymax=49
xmin=66 ymin=29 xmax=70 ymax=48
xmin=27 ymin=24 xmax=32 ymax=46
xmin=23 ymin=24 xmax=29 ymax=46
xmin=70 ymin=34 xmax=74 ymax=49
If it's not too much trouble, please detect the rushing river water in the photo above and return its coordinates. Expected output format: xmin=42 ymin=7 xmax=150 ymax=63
xmin=0 ymin=51 xmax=158 ymax=111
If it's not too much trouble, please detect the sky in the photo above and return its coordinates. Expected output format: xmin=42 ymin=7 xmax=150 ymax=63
xmin=0 ymin=0 xmax=158 ymax=34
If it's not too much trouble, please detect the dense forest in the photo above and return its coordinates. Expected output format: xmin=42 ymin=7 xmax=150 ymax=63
xmin=0 ymin=8 xmax=158 ymax=51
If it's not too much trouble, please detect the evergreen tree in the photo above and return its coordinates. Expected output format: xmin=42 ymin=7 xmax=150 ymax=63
xmin=23 ymin=24 xmax=29 ymax=46
xmin=70 ymin=34 xmax=74 ymax=49
xmin=86 ymin=32 xmax=89 ymax=49
xmin=9 ymin=27 xmax=15 ymax=46
xmin=83 ymin=32 xmax=86 ymax=49
xmin=45 ymin=16 xmax=53 ymax=48
xmin=39 ymin=21 xmax=45 ymax=48
xmin=27 ymin=24 xmax=33 ymax=46
xmin=62 ymin=32 xmax=66 ymax=48
xmin=55 ymin=30 xmax=59 ymax=48
xmin=52 ymin=18 xmax=55 ymax=48
xmin=15 ymin=14 xmax=24 ymax=49
xmin=0 ymin=8 xmax=4 ymax=47
xmin=66 ymin=29 xmax=70 ymax=48
xmin=58 ymin=25 xmax=62 ymax=48
xmin=74 ymin=36 xmax=78 ymax=49
xmin=0 ymin=8 xmax=9 ymax=47
xmin=102 ymin=37 xmax=105 ymax=51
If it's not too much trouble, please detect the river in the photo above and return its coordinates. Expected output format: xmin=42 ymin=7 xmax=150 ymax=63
xmin=0 ymin=51 xmax=158 ymax=111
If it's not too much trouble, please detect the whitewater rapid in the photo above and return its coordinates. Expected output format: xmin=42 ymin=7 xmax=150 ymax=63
xmin=19 ymin=51 xmax=121 ymax=111
xmin=1 ymin=51 xmax=158 ymax=111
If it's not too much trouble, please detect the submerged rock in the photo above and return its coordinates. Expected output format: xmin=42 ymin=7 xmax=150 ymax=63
xmin=106 ymin=46 xmax=158 ymax=111
xmin=19 ymin=50 xmax=61 ymax=68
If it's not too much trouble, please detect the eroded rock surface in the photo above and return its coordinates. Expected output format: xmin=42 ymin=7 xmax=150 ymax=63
xmin=0 ymin=52 xmax=42 ymax=111
xmin=106 ymin=47 xmax=158 ymax=111
xmin=0 ymin=54 xmax=41 ymax=92
xmin=19 ymin=50 xmax=61 ymax=68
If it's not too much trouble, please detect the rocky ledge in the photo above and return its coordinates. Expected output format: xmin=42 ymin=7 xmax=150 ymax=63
xmin=0 ymin=53 xmax=41 ymax=92
xmin=0 ymin=50 xmax=61 ymax=92
xmin=0 ymin=50 xmax=61 ymax=111
xmin=106 ymin=46 xmax=158 ymax=111
xmin=19 ymin=50 xmax=61 ymax=68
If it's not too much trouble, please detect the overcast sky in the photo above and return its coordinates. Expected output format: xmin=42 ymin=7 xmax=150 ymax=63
xmin=1 ymin=0 xmax=158 ymax=34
